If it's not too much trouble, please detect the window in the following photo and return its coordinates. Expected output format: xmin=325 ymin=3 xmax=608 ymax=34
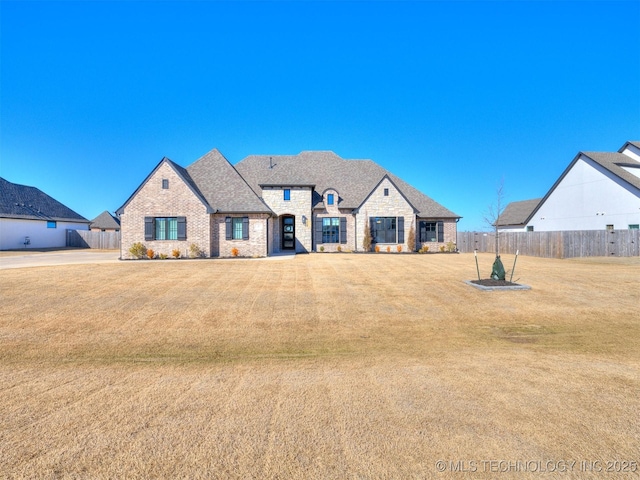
xmin=284 ymin=189 xmax=291 ymax=201
xmin=629 ymin=224 xmax=639 ymax=230
xmin=162 ymin=179 xmax=169 ymax=189
xmin=526 ymin=226 xmax=534 ymax=232
xmin=145 ymin=217 xmax=186 ymax=241
xmin=225 ymin=217 xmax=249 ymax=240
xmin=384 ymin=188 xmax=389 ymax=196
xmin=155 ymin=217 xmax=177 ymax=240
xmin=47 ymin=221 xmax=57 ymax=229
xmin=315 ymin=217 xmax=347 ymax=244
xmin=232 ymin=218 xmax=243 ymax=240
xmin=606 ymin=224 xmax=614 ymax=231
xmin=371 ymin=217 xmax=404 ymax=244
xmin=322 ymin=217 xmax=340 ymax=243
xmin=419 ymin=221 xmax=443 ymax=243
xmin=327 ymin=193 xmax=334 ymax=206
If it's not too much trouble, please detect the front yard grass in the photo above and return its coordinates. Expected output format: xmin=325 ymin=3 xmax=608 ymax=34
xmin=1 ymin=253 xmax=638 ymax=478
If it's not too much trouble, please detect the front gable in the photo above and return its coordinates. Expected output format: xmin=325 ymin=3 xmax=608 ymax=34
xmin=117 ymin=158 xmax=211 ymax=215
xmin=356 ymin=175 xmax=417 ymax=214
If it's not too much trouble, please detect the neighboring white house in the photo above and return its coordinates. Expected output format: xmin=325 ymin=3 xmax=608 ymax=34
xmin=498 ymin=141 xmax=640 ymax=232
xmin=0 ymin=177 xmax=90 ymax=250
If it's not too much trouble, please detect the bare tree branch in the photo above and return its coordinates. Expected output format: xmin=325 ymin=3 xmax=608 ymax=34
xmin=483 ymin=178 xmax=506 ymax=256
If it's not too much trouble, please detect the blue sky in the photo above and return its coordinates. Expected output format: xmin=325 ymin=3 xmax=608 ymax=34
xmin=1 ymin=1 xmax=639 ymax=231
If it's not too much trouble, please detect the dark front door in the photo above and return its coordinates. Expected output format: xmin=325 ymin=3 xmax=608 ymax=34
xmin=282 ymin=216 xmax=295 ymax=250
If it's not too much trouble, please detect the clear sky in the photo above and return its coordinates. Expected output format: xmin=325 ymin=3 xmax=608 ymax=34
xmin=1 ymin=1 xmax=639 ymax=231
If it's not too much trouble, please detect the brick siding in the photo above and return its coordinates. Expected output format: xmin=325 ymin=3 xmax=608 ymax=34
xmin=261 ymin=187 xmax=313 ymax=253
xmin=119 ymin=162 xmax=211 ymax=259
xmin=212 ymin=213 xmax=269 ymax=258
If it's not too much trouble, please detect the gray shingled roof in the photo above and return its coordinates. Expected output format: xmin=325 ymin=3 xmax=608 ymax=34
xmin=235 ymin=151 xmax=460 ymax=218
xmin=90 ymin=210 xmax=120 ymax=229
xmin=582 ymin=151 xmax=640 ymax=190
xmin=497 ymin=198 xmax=542 ymax=226
xmin=0 ymin=177 xmax=89 ymax=223
xmin=186 ymin=149 xmax=271 ymax=213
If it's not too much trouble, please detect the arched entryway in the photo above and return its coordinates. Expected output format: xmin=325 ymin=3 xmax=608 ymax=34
xmin=281 ymin=215 xmax=295 ymax=250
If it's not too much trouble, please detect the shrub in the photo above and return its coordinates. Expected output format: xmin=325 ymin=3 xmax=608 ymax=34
xmin=172 ymin=249 xmax=181 ymax=259
xmin=397 ymin=245 xmax=402 ymax=253
xmin=337 ymin=245 xmax=342 ymax=252
xmin=319 ymin=246 xmax=325 ymax=252
xmin=146 ymin=248 xmax=156 ymax=259
xmin=407 ymin=221 xmax=416 ymax=252
xmin=129 ymin=242 xmax=147 ymax=259
xmin=363 ymin=220 xmax=372 ymax=252
xmin=159 ymin=253 xmax=168 ymax=260
xmin=419 ymin=245 xmax=429 ymax=254
xmin=231 ymin=247 xmax=239 ymax=257
xmin=446 ymin=241 xmax=456 ymax=253
xmin=386 ymin=246 xmax=391 ymax=253
xmin=189 ymin=243 xmax=203 ymax=258
xmin=439 ymin=245 xmax=446 ymax=253
xmin=375 ymin=245 xmax=380 ymax=253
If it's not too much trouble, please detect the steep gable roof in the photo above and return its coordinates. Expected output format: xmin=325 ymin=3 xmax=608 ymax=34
xmin=0 ymin=177 xmax=89 ymax=223
xmin=235 ymin=151 xmax=460 ymax=218
xmin=622 ymin=141 xmax=640 ymax=149
xmin=497 ymin=198 xmax=542 ymax=226
xmin=582 ymin=151 xmax=640 ymax=191
xmin=504 ymin=147 xmax=640 ymax=227
xmin=90 ymin=210 xmax=120 ymax=229
xmin=116 ymin=157 xmax=212 ymax=215
xmin=186 ymin=149 xmax=271 ymax=213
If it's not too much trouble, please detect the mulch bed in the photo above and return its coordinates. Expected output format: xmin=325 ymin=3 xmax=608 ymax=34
xmin=470 ymin=279 xmax=521 ymax=287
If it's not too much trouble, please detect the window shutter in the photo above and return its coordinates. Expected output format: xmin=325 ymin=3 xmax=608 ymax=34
xmin=397 ymin=216 xmax=404 ymax=244
xmin=437 ymin=221 xmax=444 ymax=242
xmin=315 ymin=217 xmax=323 ymax=242
xmin=225 ymin=217 xmax=232 ymax=240
xmin=177 ymin=217 xmax=187 ymax=240
xmin=340 ymin=217 xmax=347 ymax=244
xmin=242 ymin=217 xmax=250 ymax=240
xmin=144 ymin=217 xmax=154 ymax=241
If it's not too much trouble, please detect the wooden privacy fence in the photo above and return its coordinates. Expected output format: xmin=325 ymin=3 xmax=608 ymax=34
xmin=66 ymin=230 xmax=121 ymax=250
xmin=457 ymin=230 xmax=640 ymax=258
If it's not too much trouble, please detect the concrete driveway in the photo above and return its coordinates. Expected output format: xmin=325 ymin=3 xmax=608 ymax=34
xmin=0 ymin=249 xmax=297 ymax=269
xmin=0 ymin=249 xmax=120 ymax=270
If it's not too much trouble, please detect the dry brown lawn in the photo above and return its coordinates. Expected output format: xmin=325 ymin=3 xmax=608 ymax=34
xmin=1 ymin=253 xmax=639 ymax=479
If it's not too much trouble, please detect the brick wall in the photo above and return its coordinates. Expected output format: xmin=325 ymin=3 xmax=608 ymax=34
xmin=119 ymin=161 xmax=211 ymax=259
xmin=314 ymin=188 xmax=356 ymax=252
xmin=261 ymin=187 xmax=313 ymax=253
xmin=416 ymin=218 xmax=458 ymax=252
xmin=211 ymin=213 xmax=269 ymax=258
xmin=356 ymin=178 xmax=415 ymax=251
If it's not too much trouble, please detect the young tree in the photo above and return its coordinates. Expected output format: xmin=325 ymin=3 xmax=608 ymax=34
xmin=406 ymin=220 xmax=416 ymax=252
xmin=483 ymin=179 xmax=506 ymax=280
xmin=363 ymin=216 xmax=372 ymax=252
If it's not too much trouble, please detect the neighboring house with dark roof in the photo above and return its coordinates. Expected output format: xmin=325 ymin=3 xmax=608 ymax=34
xmin=496 ymin=198 xmax=542 ymax=231
xmin=0 ymin=177 xmax=90 ymax=250
xmin=90 ymin=211 xmax=121 ymax=232
xmin=497 ymin=141 xmax=640 ymax=232
xmin=117 ymin=149 xmax=461 ymax=258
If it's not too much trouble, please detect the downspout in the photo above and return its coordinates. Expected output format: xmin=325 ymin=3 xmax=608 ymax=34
xmin=266 ymin=214 xmax=269 ymax=257
xmin=353 ymin=209 xmax=358 ymax=252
